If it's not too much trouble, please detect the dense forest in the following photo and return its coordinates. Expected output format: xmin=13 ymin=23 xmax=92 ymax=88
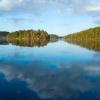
xmin=1 ymin=27 xmax=100 ymax=49
xmin=6 ymin=29 xmax=59 ymax=47
xmin=7 ymin=30 xmax=49 ymax=40
xmin=64 ymin=26 xmax=100 ymax=40
xmin=64 ymin=26 xmax=100 ymax=52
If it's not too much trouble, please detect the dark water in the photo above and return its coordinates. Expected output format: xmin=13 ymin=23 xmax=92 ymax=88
xmin=0 ymin=40 xmax=100 ymax=100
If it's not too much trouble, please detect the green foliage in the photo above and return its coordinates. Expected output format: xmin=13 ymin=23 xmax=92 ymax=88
xmin=7 ymin=29 xmax=59 ymax=47
xmin=64 ymin=26 xmax=100 ymax=40
xmin=7 ymin=29 xmax=49 ymax=41
xmin=64 ymin=26 xmax=100 ymax=52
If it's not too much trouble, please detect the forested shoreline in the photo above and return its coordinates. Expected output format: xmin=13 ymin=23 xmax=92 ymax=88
xmin=64 ymin=26 xmax=100 ymax=51
xmin=0 ymin=26 xmax=100 ymax=48
xmin=64 ymin=26 xmax=100 ymax=40
xmin=7 ymin=29 xmax=59 ymax=40
xmin=0 ymin=29 xmax=59 ymax=47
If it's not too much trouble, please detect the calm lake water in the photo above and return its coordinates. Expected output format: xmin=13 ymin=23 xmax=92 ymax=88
xmin=0 ymin=40 xmax=100 ymax=100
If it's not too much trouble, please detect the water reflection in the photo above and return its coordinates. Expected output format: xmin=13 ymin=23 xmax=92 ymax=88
xmin=0 ymin=60 xmax=100 ymax=100
xmin=65 ymin=39 xmax=100 ymax=52
xmin=0 ymin=73 xmax=41 ymax=100
xmin=0 ymin=37 xmax=59 ymax=47
xmin=8 ymin=39 xmax=49 ymax=47
xmin=1 ymin=37 xmax=100 ymax=53
xmin=0 ymin=32 xmax=100 ymax=52
xmin=0 ymin=40 xmax=100 ymax=100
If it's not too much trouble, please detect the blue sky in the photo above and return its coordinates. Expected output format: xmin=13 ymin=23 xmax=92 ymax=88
xmin=0 ymin=0 xmax=100 ymax=36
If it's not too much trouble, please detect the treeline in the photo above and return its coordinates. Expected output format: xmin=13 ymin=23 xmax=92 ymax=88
xmin=6 ymin=29 xmax=59 ymax=47
xmin=64 ymin=26 xmax=100 ymax=52
xmin=64 ymin=26 xmax=100 ymax=40
xmin=7 ymin=30 xmax=49 ymax=41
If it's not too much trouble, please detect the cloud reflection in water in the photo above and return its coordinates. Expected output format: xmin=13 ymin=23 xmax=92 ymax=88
xmin=0 ymin=41 xmax=100 ymax=100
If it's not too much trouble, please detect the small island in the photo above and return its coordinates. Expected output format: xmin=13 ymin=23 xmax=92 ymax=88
xmin=0 ymin=29 xmax=59 ymax=47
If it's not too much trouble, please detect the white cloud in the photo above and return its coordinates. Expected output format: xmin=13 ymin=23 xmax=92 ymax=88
xmin=0 ymin=0 xmax=88 ymax=12
xmin=0 ymin=0 xmax=23 ymax=11
xmin=0 ymin=0 xmax=98 ymax=14
xmin=0 ymin=0 xmax=100 ymax=24
xmin=86 ymin=4 xmax=100 ymax=12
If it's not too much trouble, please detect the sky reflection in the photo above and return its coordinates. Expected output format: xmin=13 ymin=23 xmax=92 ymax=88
xmin=0 ymin=41 xmax=100 ymax=100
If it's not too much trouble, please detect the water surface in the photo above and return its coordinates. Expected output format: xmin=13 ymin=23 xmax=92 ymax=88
xmin=0 ymin=40 xmax=100 ymax=100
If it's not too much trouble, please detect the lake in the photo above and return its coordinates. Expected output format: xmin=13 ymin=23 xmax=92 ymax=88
xmin=0 ymin=40 xmax=100 ymax=100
